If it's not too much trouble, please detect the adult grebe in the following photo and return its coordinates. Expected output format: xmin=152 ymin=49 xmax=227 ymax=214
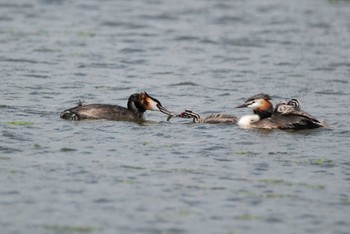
xmin=236 ymin=94 xmax=324 ymax=129
xmin=173 ymin=110 xmax=237 ymax=124
xmin=60 ymin=92 xmax=173 ymax=121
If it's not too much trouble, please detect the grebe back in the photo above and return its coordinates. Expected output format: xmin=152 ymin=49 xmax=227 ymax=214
xmin=273 ymin=99 xmax=324 ymax=129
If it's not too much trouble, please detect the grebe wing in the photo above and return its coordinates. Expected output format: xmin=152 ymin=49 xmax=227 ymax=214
xmin=277 ymin=109 xmax=321 ymax=123
xmin=272 ymin=111 xmax=323 ymax=129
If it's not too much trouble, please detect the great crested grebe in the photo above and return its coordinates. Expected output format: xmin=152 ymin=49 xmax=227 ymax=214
xmin=60 ymin=92 xmax=173 ymax=121
xmin=236 ymin=93 xmax=325 ymax=129
xmin=172 ymin=110 xmax=237 ymax=124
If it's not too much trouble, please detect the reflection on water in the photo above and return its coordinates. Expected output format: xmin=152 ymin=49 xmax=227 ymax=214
xmin=1 ymin=0 xmax=350 ymax=233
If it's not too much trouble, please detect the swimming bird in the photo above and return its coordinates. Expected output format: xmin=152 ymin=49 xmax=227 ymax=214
xmin=236 ymin=94 xmax=324 ymax=129
xmin=170 ymin=110 xmax=237 ymax=124
xmin=60 ymin=92 xmax=173 ymax=121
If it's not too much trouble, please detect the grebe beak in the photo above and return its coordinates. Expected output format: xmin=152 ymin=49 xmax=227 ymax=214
xmin=157 ymin=103 xmax=174 ymax=116
xmin=236 ymin=103 xmax=249 ymax=108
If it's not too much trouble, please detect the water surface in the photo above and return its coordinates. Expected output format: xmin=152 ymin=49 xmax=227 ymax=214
xmin=1 ymin=0 xmax=350 ymax=233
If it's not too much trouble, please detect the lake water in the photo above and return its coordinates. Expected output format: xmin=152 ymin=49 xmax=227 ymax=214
xmin=1 ymin=0 xmax=350 ymax=233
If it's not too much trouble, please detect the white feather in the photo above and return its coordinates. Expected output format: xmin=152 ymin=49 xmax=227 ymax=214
xmin=148 ymin=99 xmax=159 ymax=111
xmin=238 ymin=114 xmax=260 ymax=128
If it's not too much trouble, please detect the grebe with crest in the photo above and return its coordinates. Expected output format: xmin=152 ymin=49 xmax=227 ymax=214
xmin=60 ymin=92 xmax=173 ymax=121
xmin=236 ymin=93 xmax=325 ymax=129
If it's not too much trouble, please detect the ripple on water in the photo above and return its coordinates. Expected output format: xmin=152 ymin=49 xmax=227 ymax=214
xmin=77 ymin=62 xmax=126 ymax=69
xmin=214 ymin=16 xmax=247 ymax=25
xmin=169 ymin=82 xmax=199 ymax=86
xmin=0 ymin=3 xmax=33 ymax=8
xmin=314 ymin=91 xmax=348 ymax=95
xmin=173 ymin=35 xmax=200 ymax=42
xmin=119 ymin=48 xmax=145 ymax=53
xmin=221 ymin=38 xmax=265 ymax=48
xmin=140 ymin=13 xmax=178 ymax=21
xmin=0 ymin=57 xmax=55 ymax=65
xmin=101 ymin=21 xmax=148 ymax=29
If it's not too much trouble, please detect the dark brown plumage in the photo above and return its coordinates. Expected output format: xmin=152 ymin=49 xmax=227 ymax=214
xmin=60 ymin=92 xmax=173 ymax=121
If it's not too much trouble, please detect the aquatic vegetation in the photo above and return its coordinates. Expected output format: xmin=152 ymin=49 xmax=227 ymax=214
xmin=5 ymin=121 xmax=33 ymax=126
xmin=280 ymin=158 xmax=333 ymax=166
xmin=0 ymin=156 xmax=11 ymax=160
xmin=77 ymin=31 xmax=96 ymax=37
xmin=9 ymin=169 xmax=21 ymax=174
xmin=142 ymin=141 xmax=152 ymax=146
xmin=339 ymin=196 xmax=350 ymax=205
xmin=234 ymin=151 xmax=259 ymax=156
xmin=258 ymin=179 xmax=325 ymax=190
xmin=159 ymin=143 xmax=181 ymax=148
xmin=263 ymin=192 xmax=295 ymax=198
xmin=238 ymin=190 xmax=295 ymax=199
xmin=60 ymin=147 xmax=77 ymax=152
xmin=308 ymin=159 xmax=333 ymax=166
xmin=94 ymin=86 xmax=112 ymax=90
xmin=152 ymin=168 xmax=205 ymax=175
xmin=238 ymin=190 xmax=258 ymax=197
xmin=121 ymin=164 xmax=147 ymax=170
xmin=114 ymin=178 xmax=135 ymax=184
xmin=268 ymin=151 xmax=294 ymax=155
xmin=182 ymin=184 xmax=226 ymax=190
xmin=155 ymin=209 xmax=193 ymax=222
xmin=35 ymin=47 xmax=61 ymax=53
xmin=234 ymin=214 xmax=263 ymax=220
xmin=178 ymin=209 xmax=192 ymax=217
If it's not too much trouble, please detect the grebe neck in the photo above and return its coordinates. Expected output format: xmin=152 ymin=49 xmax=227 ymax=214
xmin=254 ymin=99 xmax=273 ymax=119
xmin=253 ymin=109 xmax=272 ymax=119
xmin=127 ymin=97 xmax=146 ymax=118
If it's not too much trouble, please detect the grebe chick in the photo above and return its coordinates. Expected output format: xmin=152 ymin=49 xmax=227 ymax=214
xmin=286 ymin=98 xmax=301 ymax=111
xmin=272 ymin=99 xmax=324 ymax=129
xmin=173 ymin=110 xmax=237 ymax=124
xmin=60 ymin=92 xmax=173 ymax=121
xmin=236 ymin=94 xmax=324 ymax=129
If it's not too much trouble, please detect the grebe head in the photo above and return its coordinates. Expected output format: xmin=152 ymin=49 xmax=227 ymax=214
xmin=287 ymin=98 xmax=301 ymax=111
xmin=236 ymin=93 xmax=273 ymax=119
xmin=236 ymin=93 xmax=271 ymax=109
xmin=176 ymin=110 xmax=201 ymax=123
xmin=127 ymin=92 xmax=173 ymax=116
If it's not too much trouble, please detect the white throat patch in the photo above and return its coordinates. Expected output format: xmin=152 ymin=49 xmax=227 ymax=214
xmin=248 ymin=99 xmax=262 ymax=109
xmin=238 ymin=114 xmax=260 ymax=128
xmin=148 ymin=99 xmax=159 ymax=111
